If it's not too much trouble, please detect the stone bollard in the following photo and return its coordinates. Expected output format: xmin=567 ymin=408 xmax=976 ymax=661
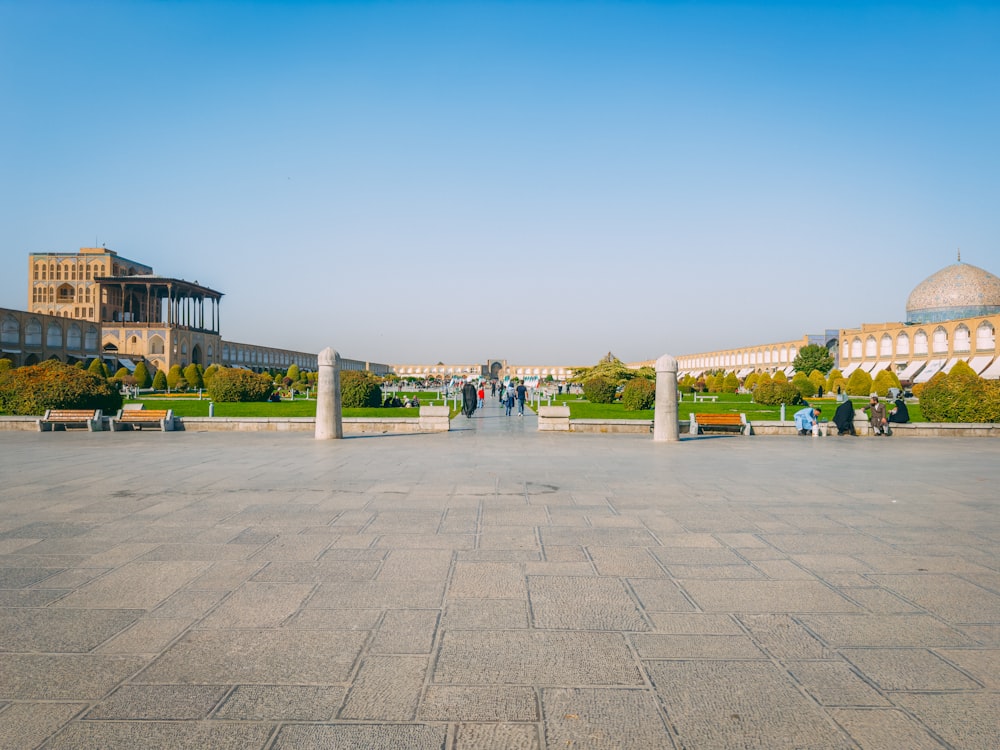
xmin=315 ymin=347 xmax=343 ymax=440
xmin=653 ymin=354 xmax=680 ymax=442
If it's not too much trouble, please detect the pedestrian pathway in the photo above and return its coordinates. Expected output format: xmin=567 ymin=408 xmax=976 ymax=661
xmin=0 ymin=429 xmax=997 ymax=749
xmin=451 ymin=392 xmax=537 ymax=435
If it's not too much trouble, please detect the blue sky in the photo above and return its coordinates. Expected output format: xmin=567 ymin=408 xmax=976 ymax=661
xmin=2 ymin=1 xmax=997 ymax=365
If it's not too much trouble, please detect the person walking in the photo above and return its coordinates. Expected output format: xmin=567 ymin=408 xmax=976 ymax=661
xmin=504 ymin=384 xmax=515 ymax=416
xmin=477 ymin=385 xmax=485 ymax=409
xmin=461 ymin=380 xmax=478 ymax=419
xmin=516 ymin=381 xmax=528 ymax=417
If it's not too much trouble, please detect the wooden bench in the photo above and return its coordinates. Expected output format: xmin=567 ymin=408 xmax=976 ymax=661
xmin=37 ymin=409 xmax=103 ymax=432
xmin=693 ymin=394 xmax=719 ymax=403
xmin=690 ymin=412 xmax=750 ymax=436
xmin=109 ymin=409 xmax=174 ymax=431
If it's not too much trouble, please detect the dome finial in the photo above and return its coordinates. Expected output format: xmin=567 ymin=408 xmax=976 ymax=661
xmin=957 ymin=248 xmax=961 ymax=262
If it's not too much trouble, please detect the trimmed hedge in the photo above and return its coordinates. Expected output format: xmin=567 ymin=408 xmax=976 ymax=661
xmin=919 ymin=367 xmax=1000 ymax=422
xmin=207 ymin=367 xmax=275 ymax=402
xmin=752 ymin=381 xmax=801 ymax=406
xmin=341 ymin=370 xmax=383 ymax=408
xmin=0 ymin=360 xmax=123 ymax=415
xmin=620 ymin=378 xmax=655 ymax=411
xmin=582 ymin=376 xmax=618 ymax=405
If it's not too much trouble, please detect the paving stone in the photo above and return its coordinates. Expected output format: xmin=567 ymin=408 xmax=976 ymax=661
xmin=135 ymin=630 xmax=365 ymax=684
xmin=378 ymin=549 xmax=453 ymax=581
xmin=933 ymin=648 xmax=1000 ymax=688
xmin=375 ymin=533 xmax=475 ymax=550
xmin=419 ymin=685 xmax=538 ymax=720
xmin=648 ymin=660 xmax=852 ymax=749
xmin=150 ymin=589 xmax=227 ymax=618
xmin=652 ymin=546 xmax=744 ymax=566
xmin=829 ymin=708 xmax=945 ymax=749
xmin=0 ymin=702 xmax=85 ymax=749
xmin=366 ymin=511 xmax=445 ymax=534
xmin=198 ymin=582 xmax=313 ymax=628
xmin=866 ymin=574 xmax=1000 ymax=622
xmin=836 ymin=586 xmax=923 ymax=613
xmin=647 ymin=613 xmax=744 ymax=634
xmin=524 ymin=561 xmax=595 ymax=576
xmin=85 ymin=684 xmax=229 ymax=719
xmin=477 ymin=527 xmax=540 ymax=551
xmin=459 ymin=549 xmax=540 ymax=561
xmin=799 ymin=614 xmax=975 ymax=647
xmin=789 ymin=554 xmax=875 ymax=573
xmin=53 ymin=561 xmax=210 ymax=610
xmin=97 ymin=617 xmax=193 ymax=654
xmin=434 ymin=631 xmax=643 ymax=685
xmin=450 ymin=562 xmax=525 ymax=598
xmin=893 ymin=693 xmax=1000 ymax=750
xmin=248 ymin=534 xmax=334 ymax=560
xmin=308 ymin=581 xmax=445 ymax=609
xmin=46 ymin=720 xmax=273 ymax=749
xmin=0 ymin=522 xmax=92 ymax=539
xmin=542 ymin=688 xmax=672 ymax=749
xmin=0 ymin=588 xmax=70 ymax=606
xmin=372 ymin=609 xmax=439 ymax=653
xmin=528 ymin=576 xmax=647 ymax=631
xmin=840 ymin=648 xmax=982 ymax=690
xmin=250 ymin=559 xmax=380 ymax=582
xmin=736 ymin=614 xmax=834 ymax=659
xmin=0 ymin=607 xmax=143 ymax=652
xmin=631 ymin=633 xmax=765 ymax=659
xmin=541 ymin=528 xmax=658 ymax=547
xmin=0 ymin=654 xmax=147 ymax=700
xmin=482 ymin=507 xmax=549 ymax=526
xmin=340 ymin=655 xmax=427 ymax=720
xmin=288 ymin=608 xmax=382 ymax=630
xmin=760 ymin=534 xmax=896 ymax=555
xmin=214 ymin=684 xmax=345 ymax=720
xmin=271 ymin=723 xmax=447 ymax=749
xmin=627 ymin=578 xmax=696 ymax=612
xmin=786 ymin=660 xmax=892 ymax=706
xmin=541 ymin=545 xmax=589 ymax=562
xmin=681 ymin=580 xmax=861 ymax=613
xmin=587 ymin=547 xmax=665 ymax=577
xmin=453 ymin=722 xmax=540 ymax=749
xmin=0 ymin=566 xmax=64 ymax=587
xmin=443 ymin=599 xmax=529 ymax=629
xmin=668 ymin=564 xmax=766 ymax=580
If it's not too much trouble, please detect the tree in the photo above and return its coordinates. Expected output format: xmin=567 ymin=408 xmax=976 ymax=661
xmin=808 ymin=370 xmax=826 ymax=393
xmin=721 ymin=372 xmax=739 ymax=393
xmin=152 ymin=369 xmax=167 ymax=390
xmin=184 ymin=363 xmax=204 ymax=390
xmin=166 ymin=364 xmax=183 ymax=390
xmin=133 ymin=361 xmax=152 ymax=388
xmin=793 ymin=344 xmax=835 ymax=375
xmin=871 ymin=368 xmax=901 ymax=397
xmin=285 ymin=363 xmax=301 ymax=383
xmin=571 ymin=352 xmax=632 ymax=385
xmin=826 ymin=368 xmax=844 ymax=393
xmin=845 ymin=368 xmax=873 ymax=396
xmin=791 ymin=372 xmax=816 ymax=398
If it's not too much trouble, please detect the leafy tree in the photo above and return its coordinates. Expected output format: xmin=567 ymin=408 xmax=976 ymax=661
xmin=74 ymin=360 xmax=86 ymax=369
xmin=793 ymin=344 xmax=835 ymax=375
xmin=203 ymin=364 xmax=220 ymax=386
xmin=113 ymin=367 xmax=130 ymax=380
xmin=743 ymin=372 xmax=760 ymax=391
xmin=166 ymin=364 xmax=183 ymax=390
xmin=0 ymin=359 xmax=13 ymax=373
xmin=791 ymin=372 xmax=816 ymax=398
xmin=871 ymin=368 xmax=901 ymax=397
xmin=132 ymin=361 xmax=152 ymax=388
xmin=752 ymin=381 xmax=801 ymax=406
xmin=808 ymin=370 xmax=826 ymax=393
xmin=151 ymin=369 xmax=168 ymax=390
xmin=920 ymin=366 xmax=1000 ymax=422
xmin=340 ymin=370 xmax=382 ymax=408
xmin=572 ymin=353 xmax=632 ymax=384
xmin=826 ymin=368 xmax=844 ymax=393
xmin=721 ymin=372 xmax=739 ymax=393
xmin=772 ymin=370 xmax=788 ymax=383
xmin=285 ymin=363 xmax=300 ymax=383
xmin=0 ymin=360 xmax=122 ymax=415
xmin=620 ymin=378 xmax=655 ymax=410
xmin=88 ymin=358 xmax=109 ymax=378
xmin=582 ymin=376 xmax=618 ymax=404
xmin=207 ymin=367 xmax=274 ymax=402
xmin=183 ymin=363 xmax=204 ymax=390
xmin=845 ymin=368 xmax=873 ymax=396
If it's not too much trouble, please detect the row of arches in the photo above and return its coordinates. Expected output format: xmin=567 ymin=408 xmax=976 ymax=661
xmin=844 ymin=321 xmax=995 ymax=360
xmin=681 ymin=344 xmax=803 ymax=372
xmin=2 ymin=314 xmax=100 ymax=351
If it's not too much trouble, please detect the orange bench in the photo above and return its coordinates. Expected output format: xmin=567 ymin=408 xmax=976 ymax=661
xmin=690 ymin=412 xmax=750 ymax=435
xmin=37 ymin=409 xmax=103 ymax=432
xmin=109 ymin=409 xmax=174 ymax=431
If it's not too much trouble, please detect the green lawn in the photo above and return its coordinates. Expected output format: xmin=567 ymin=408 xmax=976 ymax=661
xmin=130 ymin=398 xmax=419 ymax=418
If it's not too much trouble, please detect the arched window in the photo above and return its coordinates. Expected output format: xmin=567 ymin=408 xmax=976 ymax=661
xmin=880 ymin=334 xmax=892 ymax=357
xmin=976 ymin=321 xmax=995 ymax=350
xmin=84 ymin=326 xmax=99 ymax=351
xmin=914 ymin=330 xmax=928 ymax=355
xmin=46 ymin=322 xmax=63 ymax=347
xmin=896 ymin=332 xmax=910 ymax=356
xmin=953 ymin=325 xmax=971 ymax=352
xmin=865 ymin=336 xmax=877 ymax=357
xmin=149 ymin=336 xmax=165 ymax=355
xmin=851 ymin=338 xmax=862 ymax=358
xmin=66 ymin=323 xmax=82 ymax=350
xmin=932 ymin=327 xmax=948 ymax=354
xmin=1 ymin=315 xmax=18 ymax=345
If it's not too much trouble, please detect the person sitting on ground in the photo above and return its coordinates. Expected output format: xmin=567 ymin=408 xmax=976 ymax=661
xmin=794 ymin=405 xmax=822 ymax=436
xmin=888 ymin=397 xmax=909 ymax=424
xmin=833 ymin=399 xmax=856 ymax=436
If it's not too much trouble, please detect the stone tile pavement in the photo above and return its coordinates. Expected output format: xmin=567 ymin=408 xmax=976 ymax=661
xmin=0 ymin=397 xmax=998 ymax=748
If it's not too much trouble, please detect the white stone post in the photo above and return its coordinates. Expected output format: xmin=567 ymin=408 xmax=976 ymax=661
xmin=315 ymin=347 xmax=343 ymax=440
xmin=653 ymin=353 xmax=680 ymax=442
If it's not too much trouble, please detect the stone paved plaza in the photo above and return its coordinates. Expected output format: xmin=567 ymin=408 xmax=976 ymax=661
xmin=1 ymin=399 xmax=998 ymax=748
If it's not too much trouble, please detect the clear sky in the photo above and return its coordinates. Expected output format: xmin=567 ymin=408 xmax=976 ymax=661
xmin=2 ymin=1 xmax=997 ymax=366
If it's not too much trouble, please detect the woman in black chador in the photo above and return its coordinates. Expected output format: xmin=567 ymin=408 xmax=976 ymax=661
xmin=833 ymin=399 xmax=856 ymax=436
xmin=461 ymin=381 xmax=478 ymax=418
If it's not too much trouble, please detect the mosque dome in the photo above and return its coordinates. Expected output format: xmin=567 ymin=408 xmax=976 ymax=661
xmin=906 ymin=259 xmax=1000 ymax=324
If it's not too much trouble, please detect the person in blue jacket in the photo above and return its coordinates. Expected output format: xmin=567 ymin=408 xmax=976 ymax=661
xmin=794 ymin=405 xmax=821 ymax=436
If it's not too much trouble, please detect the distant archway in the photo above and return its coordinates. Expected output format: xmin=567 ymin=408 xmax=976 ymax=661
xmin=489 ymin=361 xmax=503 ymax=380
xmin=191 ymin=344 xmax=203 ymax=365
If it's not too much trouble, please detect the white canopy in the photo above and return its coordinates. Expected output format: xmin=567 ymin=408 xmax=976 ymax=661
xmin=913 ymin=358 xmax=947 ymax=383
xmin=896 ymin=360 xmax=927 ymax=381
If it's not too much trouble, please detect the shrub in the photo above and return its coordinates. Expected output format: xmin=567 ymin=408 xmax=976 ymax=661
xmin=113 ymin=367 xmax=130 ymax=380
xmin=132 ymin=361 xmax=152 ymax=389
xmin=871 ymin=368 xmax=901 ymax=397
xmin=184 ymin=363 xmax=204 ymax=390
xmin=721 ymin=372 xmax=739 ymax=393
xmin=0 ymin=359 xmax=13 ymax=373
xmin=828 ymin=377 xmax=847 ymax=395
xmin=772 ymin=370 xmax=788 ymax=383
xmin=151 ymin=370 xmax=167 ymax=390
xmin=0 ymin=360 xmax=122 ymax=415
xmin=203 ymin=364 xmax=220 ymax=386
xmin=791 ymin=372 xmax=816 ymax=398
xmin=620 ymin=377 xmax=655 ymax=411
xmin=340 ymin=370 xmax=382 ymax=408
xmin=742 ymin=372 xmax=760 ymax=391
xmin=88 ymin=358 xmax=109 ymax=378
xmin=845 ymin=368 xmax=873 ymax=396
xmin=207 ymin=367 xmax=275 ymax=402
xmin=582 ymin=375 xmax=618 ymax=404
xmin=752 ymin=380 xmax=801 ymax=406
xmin=919 ymin=368 xmax=1000 ymax=422
xmin=809 ymin=370 xmax=826 ymax=393
xmin=166 ymin=364 xmax=183 ymax=390
xmin=286 ymin=364 xmax=300 ymax=383
xmin=826 ymin=368 xmax=844 ymax=393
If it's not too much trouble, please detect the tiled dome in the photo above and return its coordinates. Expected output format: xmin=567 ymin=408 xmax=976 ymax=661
xmin=906 ymin=261 xmax=1000 ymax=324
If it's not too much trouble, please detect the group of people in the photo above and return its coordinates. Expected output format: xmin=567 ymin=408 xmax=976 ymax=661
xmin=461 ymin=380 xmax=528 ymax=418
xmin=795 ymin=394 xmax=910 ymax=437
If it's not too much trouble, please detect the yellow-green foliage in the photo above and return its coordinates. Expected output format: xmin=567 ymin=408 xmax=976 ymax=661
xmin=0 ymin=359 xmax=14 ymax=372
xmin=772 ymin=370 xmax=788 ymax=383
xmin=0 ymin=360 xmax=123 ymax=415
xmin=871 ymin=368 xmax=901 ymax=396
xmin=183 ymin=363 xmax=204 ymax=390
xmin=846 ymin=368 xmax=873 ymax=396
xmin=792 ymin=372 xmax=816 ymax=397
xmin=826 ymin=368 xmax=843 ymax=393
xmin=809 ymin=370 xmax=826 ymax=392
xmin=166 ymin=364 xmax=183 ymax=390
xmin=132 ymin=361 xmax=152 ymax=388
xmin=742 ymin=372 xmax=759 ymax=391
xmin=919 ymin=365 xmax=1000 ymax=422
xmin=207 ymin=367 xmax=275 ymax=402
xmin=721 ymin=372 xmax=739 ymax=393
xmin=620 ymin=378 xmax=655 ymax=410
